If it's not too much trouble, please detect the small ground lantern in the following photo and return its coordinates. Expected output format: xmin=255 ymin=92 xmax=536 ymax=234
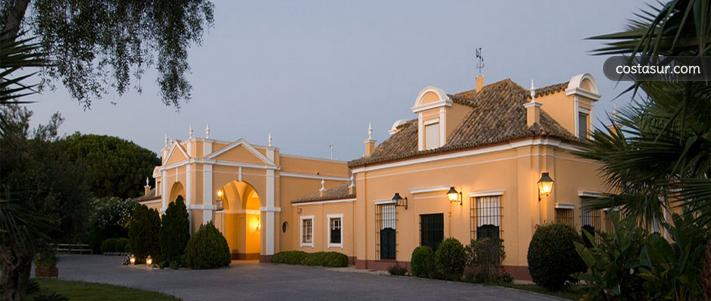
xmin=129 ymin=254 xmax=136 ymax=265
xmin=447 ymin=186 xmax=462 ymax=206
xmin=146 ymin=255 xmax=153 ymax=266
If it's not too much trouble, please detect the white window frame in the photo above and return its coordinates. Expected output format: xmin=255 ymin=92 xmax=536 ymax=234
xmin=300 ymin=215 xmax=314 ymax=247
xmin=424 ymin=120 xmax=441 ymax=150
xmin=326 ymin=213 xmax=344 ymax=248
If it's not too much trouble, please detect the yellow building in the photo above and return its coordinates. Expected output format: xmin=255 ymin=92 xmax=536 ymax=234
xmin=139 ymin=73 xmax=609 ymax=279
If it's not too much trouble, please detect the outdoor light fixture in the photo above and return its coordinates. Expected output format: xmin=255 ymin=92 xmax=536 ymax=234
xmin=129 ymin=254 xmax=136 ymax=265
xmin=447 ymin=186 xmax=463 ymax=206
xmin=392 ymin=192 xmax=408 ymax=210
xmin=537 ymin=172 xmax=555 ymax=198
xmin=146 ymin=255 xmax=153 ymax=266
xmin=215 ymin=189 xmax=225 ymax=211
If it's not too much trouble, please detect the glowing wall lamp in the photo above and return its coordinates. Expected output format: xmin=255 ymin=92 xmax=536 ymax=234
xmin=392 ymin=193 xmax=408 ymax=210
xmin=537 ymin=172 xmax=555 ymax=199
xmin=215 ymin=189 xmax=225 ymax=211
xmin=447 ymin=186 xmax=463 ymax=206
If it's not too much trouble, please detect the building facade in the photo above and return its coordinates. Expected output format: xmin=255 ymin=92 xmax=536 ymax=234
xmin=139 ymin=73 xmax=610 ymax=279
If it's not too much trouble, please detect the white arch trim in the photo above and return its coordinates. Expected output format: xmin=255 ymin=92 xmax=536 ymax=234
xmin=411 ymin=86 xmax=452 ymax=113
xmin=566 ymin=73 xmax=601 ymax=100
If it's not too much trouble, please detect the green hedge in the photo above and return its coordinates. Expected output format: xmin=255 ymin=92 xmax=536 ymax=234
xmin=100 ymin=238 xmax=129 ymax=254
xmin=527 ymin=223 xmax=586 ymax=291
xmin=184 ymin=223 xmax=231 ymax=269
xmin=435 ymin=238 xmax=467 ymax=281
xmin=410 ymin=246 xmax=435 ymax=278
xmin=271 ymin=251 xmax=348 ymax=267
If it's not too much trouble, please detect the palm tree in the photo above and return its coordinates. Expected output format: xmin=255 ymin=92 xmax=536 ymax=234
xmin=0 ymin=31 xmax=49 ymax=301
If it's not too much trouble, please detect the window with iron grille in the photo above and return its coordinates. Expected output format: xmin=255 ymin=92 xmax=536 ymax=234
xmin=470 ymin=195 xmax=502 ymax=241
xmin=420 ymin=214 xmax=444 ymax=251
xmin=329 ymin=216 xmax=342 ymax=246
xmin=555 ymin=208 xmax=575 ymax=227
xmin=581 ymin=197 xmax=602 ymax=244
xmin=300 ymin=217 xmax=313 ymax=246
xmin=376 ymin=203 xmax=397 ymax=260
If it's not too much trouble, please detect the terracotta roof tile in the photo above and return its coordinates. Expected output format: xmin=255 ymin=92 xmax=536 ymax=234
xmin=292 ymin=184 xmax=355 ymax=204
xmin=348 ymin=79 xmax=578 ymax=168
xmin=134 ymin=188 xmax=159 ymax=202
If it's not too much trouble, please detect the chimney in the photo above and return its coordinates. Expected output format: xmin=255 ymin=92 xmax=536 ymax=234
xmin=364 ymin=122 xmax=376 ymax=157
xmin=525 ymin=79 xmax=542 ymax=127
xmin=144 ymin=177 xmax=151 ymax=196
xmin=475 ymin=74 xmax=484 ymax=92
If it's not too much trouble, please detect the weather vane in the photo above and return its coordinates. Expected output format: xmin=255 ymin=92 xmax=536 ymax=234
xmin=475 ymin=48 xmax=485 ymax=75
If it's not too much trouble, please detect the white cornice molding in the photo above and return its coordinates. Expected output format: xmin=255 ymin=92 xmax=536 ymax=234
xmin=159 ymin=158 xmax=278 ymax=172
xmin=292 ymin=198 xmax=356 ymax=206
xmin=409 ymin=186 xmax=450 ymax=194
xmin=468 ymin=189 xmax=505 ymax=198
xmin=207 ymin=138 xmax=275 ymax=165
xmin=411 ymin=99 xmax=453 ymax=113
xmin=555 ymin=202 xmax=576 ymax=209
xmin=352 ymin=138 xmax=580 ymax=173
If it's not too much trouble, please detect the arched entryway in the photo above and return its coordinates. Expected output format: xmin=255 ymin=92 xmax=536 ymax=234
xmin=168 ymin=182 xmax=185 ymax=205
xmin=214 ymin=180 xmax=262 ymax=260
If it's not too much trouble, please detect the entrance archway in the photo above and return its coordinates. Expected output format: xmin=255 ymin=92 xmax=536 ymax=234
xmin=168 ymin=182 xmax=185 ymax=205
xmin=215 ymin=180 xmax=262 ymax=260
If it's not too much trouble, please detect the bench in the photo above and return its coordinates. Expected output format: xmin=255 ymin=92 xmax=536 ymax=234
xmin=52 ymin=243 xmax=93 ymax=254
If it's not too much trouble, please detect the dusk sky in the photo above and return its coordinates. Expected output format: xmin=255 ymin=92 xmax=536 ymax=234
xmin=29 ymin=1 xmax=646 ymax=160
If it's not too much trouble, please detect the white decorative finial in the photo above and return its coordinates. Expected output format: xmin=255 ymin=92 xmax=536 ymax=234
xmin=530 ymin=79 xmax=536 ymax=102
xmin=349 ymin=175 xmax=355 ymax=188
xmin=320 ymin=178 xmax=326 ymax=192
xmin=268 ymin=132 xmax=273 ymax=148
xmin=164 ymin=134 xmax=169 ymax=146
xmin=188 ymin=124 xmax=193 ymax=139
xmin=205 ymin=124 xmax=210 ymax=139
xmin=145 ymin=177 xmax=149 ymax=186
xmin=368 ymin=122 xmax=373 ymax=140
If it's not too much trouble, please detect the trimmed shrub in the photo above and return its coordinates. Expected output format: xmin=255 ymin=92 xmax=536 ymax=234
xmin=184 ymin=223 xmax=231 ymax=269
xmin=271 ymin=251 xmax=348 ymax=267
xmin=159 ymin=196 xmax=190 ymax=265
xmin=528 ymin=223 xmax=586 ymax=291
xmin=410 ymin=246 xmax=435 ymax=278
xmin=101 ymin=238 xmax=117 ymax=254
xmin=32 ymin=292 xmax=68 ymax=301
xmin=464 ymin=238 xmax=507 ymax=283
xmin=128 ymin=205 xmax=161 ymax=262
xmin=434 ymin=238 xmax=467 ymax=281
xmin=272 ymin=251 xmax=307 ymax=264
xmin=388 ymin=264 xmax=408 ymax=276
xmin=115 ymin=238 xmax=129 ymax=253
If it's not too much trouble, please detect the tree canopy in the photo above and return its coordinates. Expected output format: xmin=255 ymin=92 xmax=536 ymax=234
xmin=0 ymin=0 xmax=215 ymax=108
xmin=61 ymin=133 xmax=160 ymax=199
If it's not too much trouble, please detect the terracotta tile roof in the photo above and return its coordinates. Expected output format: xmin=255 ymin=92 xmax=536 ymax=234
xmin=348 ymin=79 xmax=578 ymax=168
xmin=527 ymin=82 xmax=568 ymax=99
xmin=292 ymin=184 xmax=355 ymax=204
xmin=134 ymin=188 xmax=159 ymax=202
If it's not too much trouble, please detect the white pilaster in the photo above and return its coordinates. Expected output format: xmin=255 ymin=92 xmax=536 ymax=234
xmin=417 ymin=112 xmax=424 ymax=151
xmin=186 ymin=164 xmax=192 ymax=207
xmin=263 ymin=146 xmax=277 ymax=255
xmin=160 ymin=170 xmax=168 ymax=213
xmin=439 ymin=107 xmax=446 ymax=147
xmin=203 ymin=164 xmax=213 ymax=224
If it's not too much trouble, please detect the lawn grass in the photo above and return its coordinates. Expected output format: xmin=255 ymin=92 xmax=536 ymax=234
xmin=34 ymin=279 xmax=181 ymax=301
xmin=502 ymin=283 xmax=586 ymax=300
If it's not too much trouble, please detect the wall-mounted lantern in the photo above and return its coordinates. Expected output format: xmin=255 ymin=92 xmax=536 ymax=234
xmin=537 ymin=172 xmax=555 ymax=199
xmin=447 ymin=186 xmax=463 ymax=206
xmin=215 ymin=189 xmax=225 ymax=211
xmin=392 ymin=193 xmax=408 ymax=210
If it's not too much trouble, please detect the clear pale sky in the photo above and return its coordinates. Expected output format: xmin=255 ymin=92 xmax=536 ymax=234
xmin=29 ymin=0 xmax=646 ymax=160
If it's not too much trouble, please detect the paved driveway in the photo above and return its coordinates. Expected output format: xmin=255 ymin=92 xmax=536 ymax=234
xmin=55 ymin=255 xmax=560 ymax=301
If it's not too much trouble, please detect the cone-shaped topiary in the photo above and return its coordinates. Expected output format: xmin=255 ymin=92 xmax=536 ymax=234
xmin=528 ymin=223 xmax=586 ymax=291
xmin=159 ymin=196 xmax=190 ymax=265
xmin=128 ymin=205 xmax=161 ymax=262
xmin=184 ymin=223 xmax=231 ymax=269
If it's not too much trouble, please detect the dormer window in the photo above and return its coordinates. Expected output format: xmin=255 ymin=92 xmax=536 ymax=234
xmin=424 ymin=119 xmax=441 ymax=150
xmin=412 ymin=86 xmax=452 ymax=151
